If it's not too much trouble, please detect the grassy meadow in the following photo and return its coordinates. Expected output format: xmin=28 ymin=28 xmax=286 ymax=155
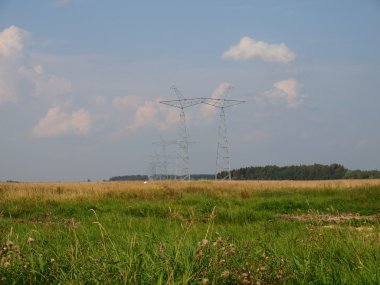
xmin=0 ymin=180 xmax=379 ymax=284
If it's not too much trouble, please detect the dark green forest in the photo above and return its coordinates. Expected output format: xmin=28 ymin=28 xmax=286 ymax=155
xmin=109 ymin=175 xmax=149 ymax=181
xmin=230 ymin=163 xmax=380 ymax=180
xmin=108 ymin=174 xmax=215 ymax=181
xmin=109 ymin=164 xmax=380 ymax=181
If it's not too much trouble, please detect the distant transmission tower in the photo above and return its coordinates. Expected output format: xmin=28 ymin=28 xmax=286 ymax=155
xmin=152 ymin=136 xmax=178 ymax=180
xmin=160 ymin=86 xmax=203 ymax=180
xmin=202 ymin=88 xmax=245 ymax=180
xmin=148 ymin=153 xmax=160 ymax=181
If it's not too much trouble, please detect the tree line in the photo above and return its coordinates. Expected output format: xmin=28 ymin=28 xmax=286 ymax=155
xmin=108 ymin=164 xmax=380 ymax=181
xmin=109 ymin=175 xmax=149 ymax=181
xmin=108 ymin=174 xmax=215 ymax=181
xmin=230 ymin=163 xmax=380 ymax=180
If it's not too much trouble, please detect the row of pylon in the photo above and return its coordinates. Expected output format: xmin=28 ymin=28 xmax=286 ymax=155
xmin=149 ymin=85 xmax=244 ymax=181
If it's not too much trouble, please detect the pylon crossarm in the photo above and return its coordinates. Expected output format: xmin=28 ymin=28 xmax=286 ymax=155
xmin=202 ymin=98 xmax=245 ymax=108
xmin=160 ymin=98 xmax=204 ymax=108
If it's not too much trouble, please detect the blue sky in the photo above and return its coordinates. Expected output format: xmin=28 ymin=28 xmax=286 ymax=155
xmin=0 ymin=0 xmax=379 ymax=181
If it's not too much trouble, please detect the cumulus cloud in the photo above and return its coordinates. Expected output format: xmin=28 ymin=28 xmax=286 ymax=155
xmin=94 ymin=96 xmax=107 ymax=106
xmin=211 ymin=82 xmax=232 ymax=100
xmin=222 ymin=36 xmax=295 ymax=63
xmin=32 ymin=106 xmax=91 ymax=138
xmin=112 ymin=95 xmax=141 ymax=110
xmin=128 ymin=100 xmax=158 ymax=131
xmin=262 ymin=79 xmax=303 ymax=109
xmin=201 ymin=82 xmax=232 ymax=120
xmin=18 ymin=65 xmax=72 ymax=99
xmin=0 ymin=78 xmax=17 ymax=104
xmin=0 ymin=26 xmax=28 ymax=58
xmin=0 ymin=26 xmax=73 ymax=108
xmin=0 ymin=26 xmax=29 ymax=105
xmin=110 ymin=97 xmax=180 ymax=133
xmin=104 ymin=96 xmax=180 ymax=138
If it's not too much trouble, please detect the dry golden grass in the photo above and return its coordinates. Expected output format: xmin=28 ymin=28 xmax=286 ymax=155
xmin=1 ymin=179 xmax=380 ymax=202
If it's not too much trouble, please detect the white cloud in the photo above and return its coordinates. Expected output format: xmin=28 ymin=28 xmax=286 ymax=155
xmin=18 ymin=65 xmax=72 ymax=99
xmin=210 ymin=82 xmax=232 ymax=100
xmin=94 ymin=96 xmax=107 ymax=106
xmin=262 ymin=79 xmax=303 ymax=109
xmin=32 ymin=106 xmax=91 ymax=138
xmin=112 ymin=95 xmax=141 ymax=110
xmin=0 ymin=26 xmax=29 ymax=105
xmin=0 ymin=26 xmax=28 ymax=58
xmin=0 ymin=26 xmax=73 ymax=107
xmin=128 ymin=100 xmax=158 ymax=131
xmin=104 ymin=96 xmax=180 ymax=138
xmin=0 ymin=78 xmax=17 ymax=104
xmin=201 ymin=82 xmax=232 ymax=120
xmin=115 ymin=98 xmax=181 ymax=132
xmin=222 ymin=36 xmax=295 ymax=63
xmin=158 ymin=103 xmax=179 ymax=129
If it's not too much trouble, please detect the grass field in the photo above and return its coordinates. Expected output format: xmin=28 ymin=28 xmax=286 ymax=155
xmin=0 ymin=180 xmax=379 ymax=284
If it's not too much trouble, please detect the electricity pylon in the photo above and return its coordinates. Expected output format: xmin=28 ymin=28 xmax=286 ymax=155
xmin=160 ymin=86 xmax=203 ymax=180
xmin=148 ymin=153 xmax=160 ymax=181
xmin=153 ymin=136 xmax=178 ymax=180
xmin=202 ymin=91 xmax=245 ymax=180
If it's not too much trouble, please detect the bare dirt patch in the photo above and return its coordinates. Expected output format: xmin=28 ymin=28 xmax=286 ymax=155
xmin=277 ymin=213 xmax=378 ymax=223
xmin=5 ymin=213 xmax=80 ymax=228
xmin=322 ymin=225 xmax=376 ymax=231
xmin=11 ymin=213 xmax=52 ymax=224
xmin=322 ymin=225 xmax=380 ymax=239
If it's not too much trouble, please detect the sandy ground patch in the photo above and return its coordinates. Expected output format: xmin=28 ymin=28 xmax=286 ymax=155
xmin=277 ymin=213 xmax=378 ymax=223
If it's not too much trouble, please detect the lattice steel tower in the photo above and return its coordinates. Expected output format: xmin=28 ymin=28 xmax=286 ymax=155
xmin=202 ymin=88 xmax=245 ymax=180
xmin=152 ymin=136 xmax=178 ymax=180
xmin=160 ymin=86 xmax=203 ymax=180
xmin=148 ymin=153 xmax=160 ymax=181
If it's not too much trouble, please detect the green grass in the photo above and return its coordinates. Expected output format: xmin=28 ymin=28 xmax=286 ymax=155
xmin=0 ymin=182 xmax=379 ymax=284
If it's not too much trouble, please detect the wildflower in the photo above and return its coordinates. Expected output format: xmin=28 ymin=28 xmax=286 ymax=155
xmin=221 ymin=270 xmax=230 ymax=278
xmin=202 ymin=239 xmax=209 ymax=246
xmin=159 ymin=242 xmax=165 ymax=254
xmin=50 ymin=258 xmax=56 ymax=264
xmin=27 ymin=237 xmax=34 ymax=244
xmin=213 ymin=237 xmax=223 ymax=246
xmin=196 ymin=249 xmax=204 ymax=258
xmin=3 ymin=261 xmax=10 ymax=268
